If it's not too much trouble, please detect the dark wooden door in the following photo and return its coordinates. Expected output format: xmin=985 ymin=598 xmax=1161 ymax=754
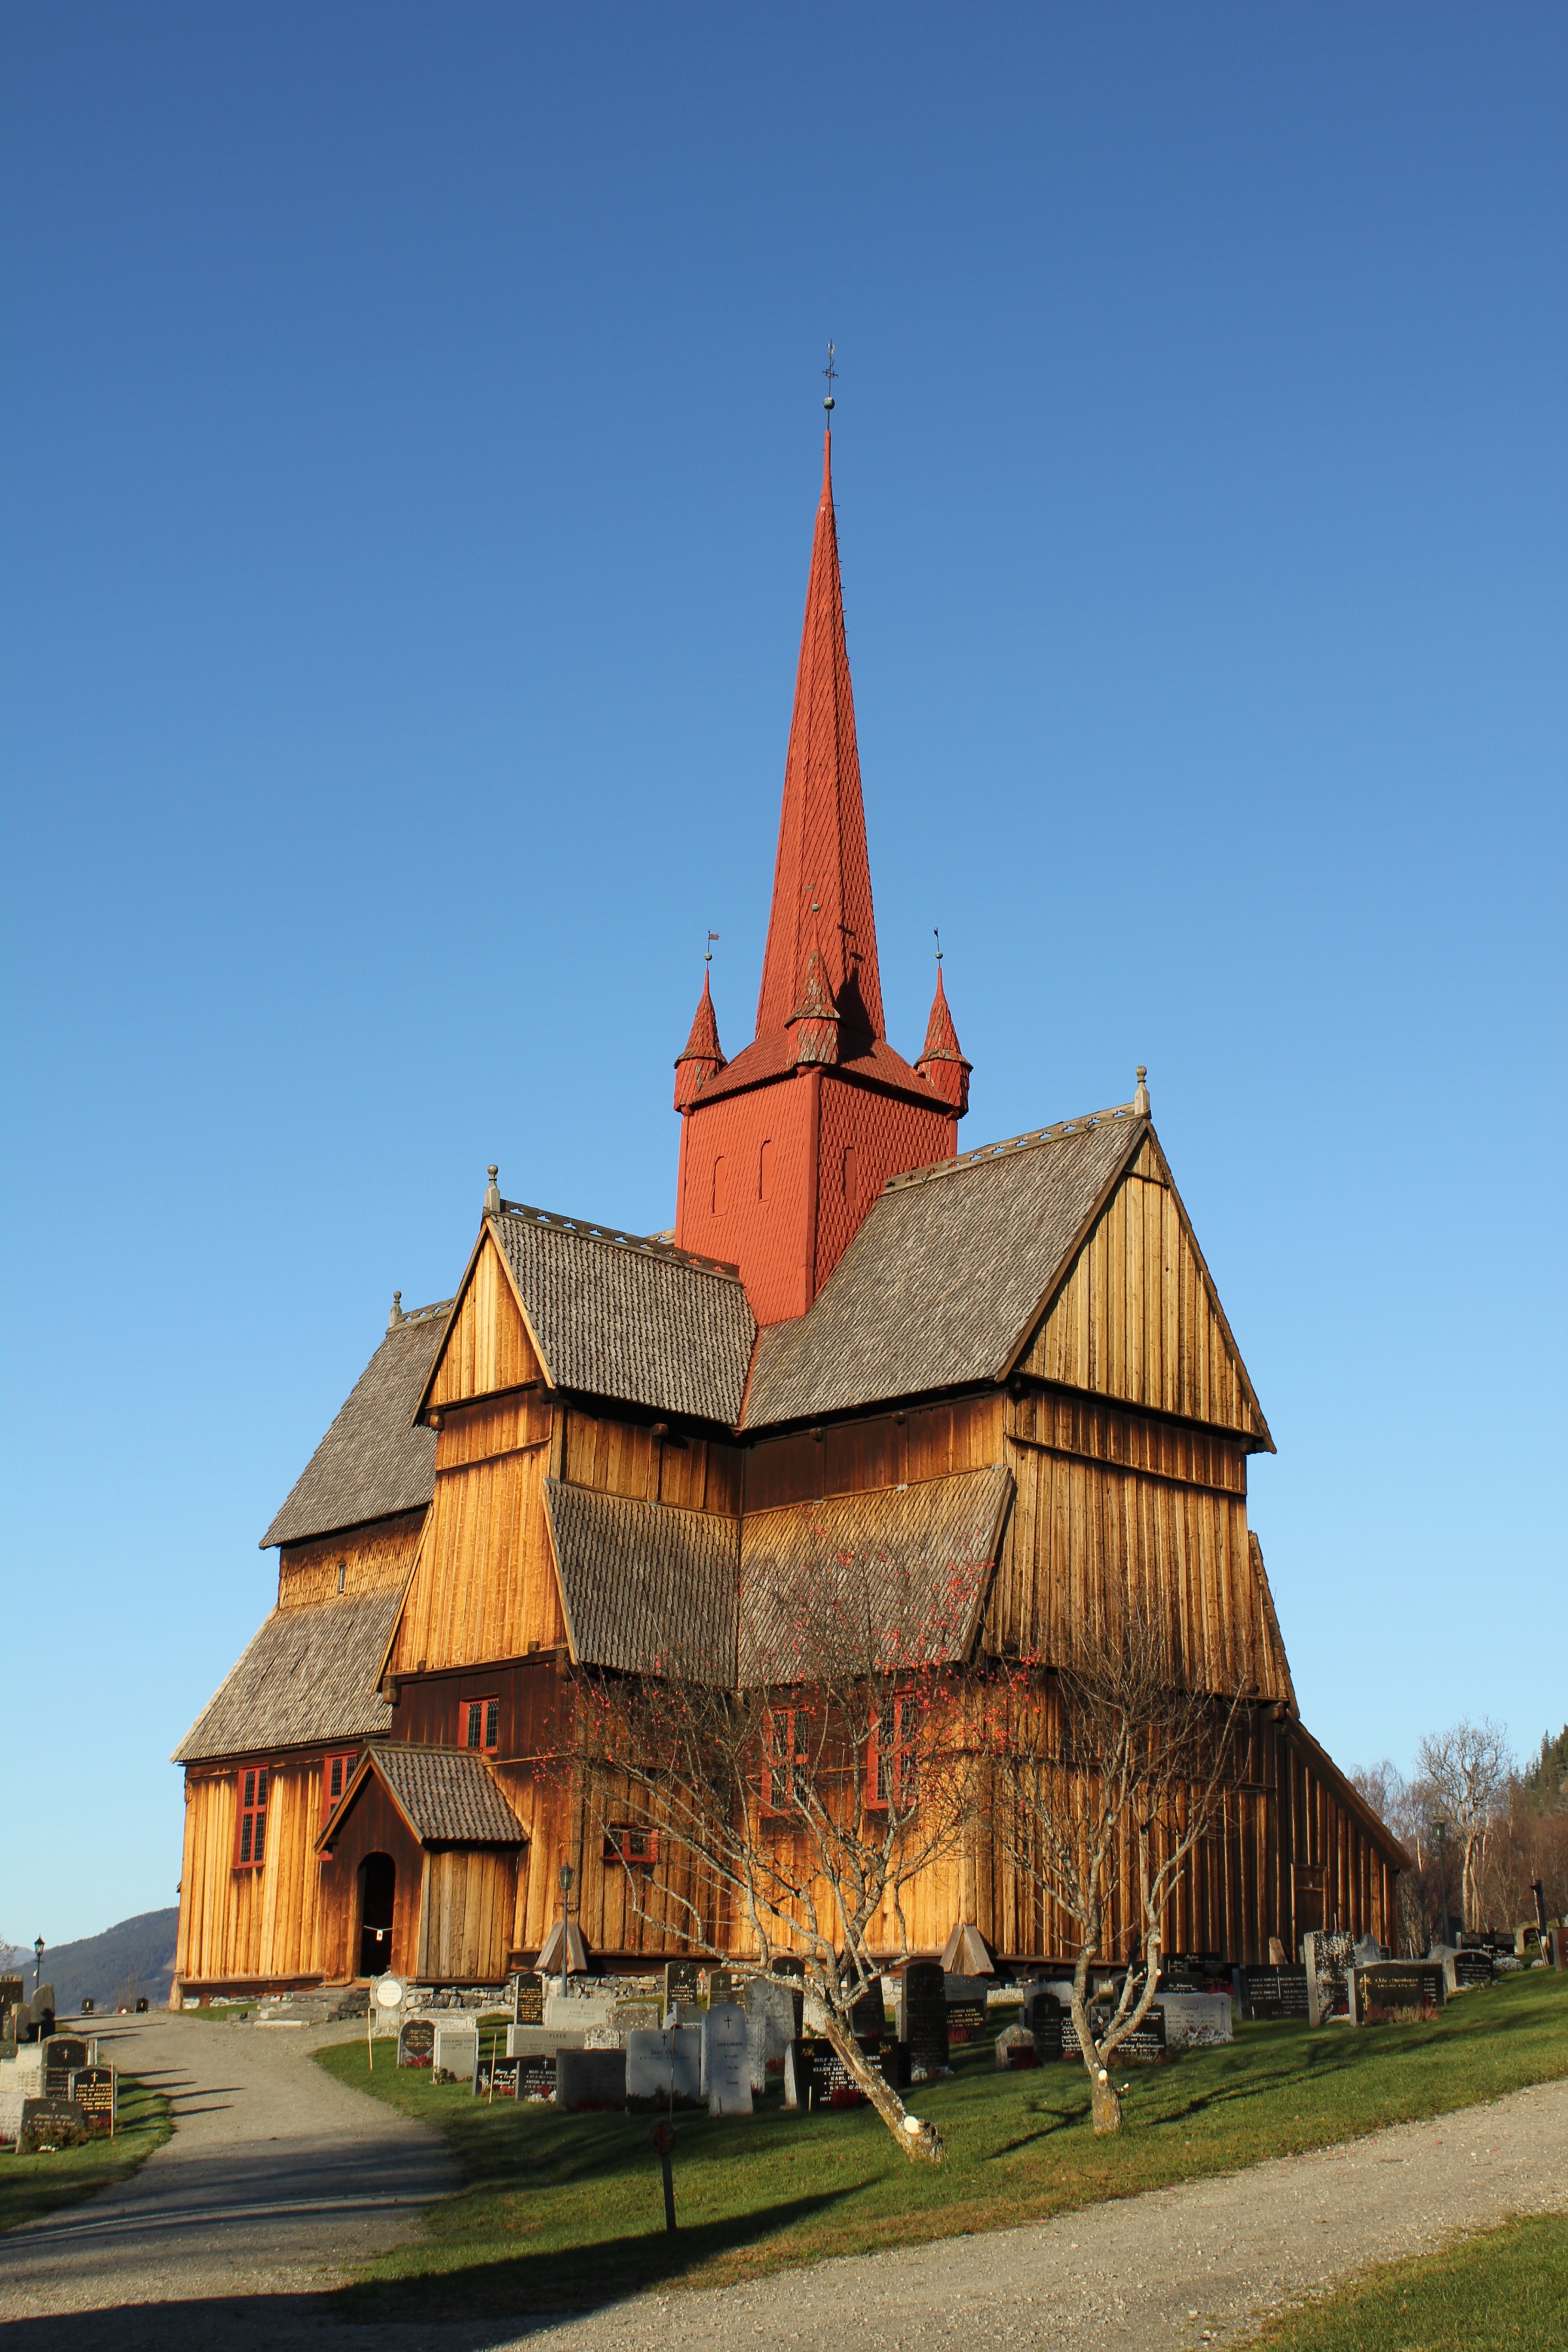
xmin=359 ymin=1852 xmax=396 ymax=1977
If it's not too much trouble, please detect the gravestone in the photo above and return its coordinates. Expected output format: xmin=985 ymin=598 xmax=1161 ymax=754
xmin=555 ymin=2047 xmax=627 ymax=2112
xmin=995 ymin=2023 xmax=1037 ymax=2070
xmin=514 ymin=1975 xmax=546 ymax=2026
xmin=848 ymin=1981 xmax=886 ymax=2038
xmin=612 ymin=1999 xmax=662 ymax=2036
xmin=627 ymin=2026 xmax=702 ymax=2108
xmin=743 ymin=1976 xmax=800 ymax=2090
xmin=475 ymin=2056 xmax=521 ymax=2099
xmin=770 ymin=1955 xmax=806 ymax=1980
xmin=1236 ymin=1965 xmax=1310 ymax=2021
xmin=507 ymin=2023 xmax=587 ymax=2057
xmin=518 ymin=2053 xmax=557 ymax=2102
xmin=1450 ymin=1949 xmax=1494 ymax=1991
xmin=135 ymin=1997 xmax=149 ymax=2013
xmin=1303 ymin=1931 xmax=1354 ymax=2027
xmin=707 ymin=1967 xmax=746 ymax=2006
xmin=80 ymin=1997 xmax=95 ymax=2017
xmin=545 ymin=1990 xmax=617 ymax=2033
xmin=19 ymin=2096 xmax=88 ymax=2153
xmin=41 ymin=2035 xmax=90 ymax=2099
xmin=1158 ymin=1991 xmax=1233 ymax=2048
xmin=783 ymin=2036 xmax=864 ymax=2110
xmin=1061 ymin=2002 xmax=1167 ymax=2065
xmin=432 ymin=2023 xmax=478 ymax=2084
xmin=664 ymin=1959 xmax=701 ymax=2008
xmin=69 ymin=2065 xmax=117 ymax=2136
xmin=703 ymin=2002 xmax=753 ymax=2115
xmin=945 ymin=1997 xmax=987 ymax=2046
xmin=397 ymin=2017 xmax=436 ymax=2068
xmin=877 ymin=2033 xmax=911 ymax=2091
xmin=1348 ymin=1963 xmax=1445 ymax=2025
xmin=898 ymin=1960 xmax=949 ymax=2076
xmin=1021 ymin=1986 xmax=1065 ymax=2062
xmin=1160 ymin=1953 xmax=1232 ymax=1993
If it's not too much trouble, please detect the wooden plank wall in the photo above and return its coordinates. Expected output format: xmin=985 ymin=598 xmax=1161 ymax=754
xmin=743 ymin=1396 xmax=1004 ymax=1513
xmin=391 ymin=1392 xmax=557 ymax=1674
xmin=1022 ymin=1139 xmax=1267 ymax=1445
xmin=316 ymin=1779 xmax=425 ymax=1980
xmin=426 ymin=1230 xmax=543 ymax=1408
xmin=175 ymin=1760 xmax=332 ymax=1987
xmin=562 ymin=1413 xmax=742 ymax=1515
xmin=419 ymin=1849 xmax=519 ymax=1982
xmin=277 ymin=1510 xmax=427 ymax=1612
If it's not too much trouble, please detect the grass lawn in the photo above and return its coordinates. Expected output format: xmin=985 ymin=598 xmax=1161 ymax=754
xmin=1246 ymin=2211 xmax=1568 ymax=2349
xmin=0 ymin=2074 xmax=172 ymax=2234
xmin=314 ymin=1967 xmax=1568 ymax=2321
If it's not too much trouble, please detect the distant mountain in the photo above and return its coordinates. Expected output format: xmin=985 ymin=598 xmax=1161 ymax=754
xmin=31 ymin=1910 xmax=178 ymax=2015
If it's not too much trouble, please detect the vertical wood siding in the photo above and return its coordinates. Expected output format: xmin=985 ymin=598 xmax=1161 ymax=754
xmin=277 ymin=1511 xmax=427 ymax=1611
xmin=427 ymin=1231 xmax=544 ymax=1408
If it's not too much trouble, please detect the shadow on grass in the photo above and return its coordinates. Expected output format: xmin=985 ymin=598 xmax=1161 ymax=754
xmin=329 ymin=2185 xmax=858 ymax=2324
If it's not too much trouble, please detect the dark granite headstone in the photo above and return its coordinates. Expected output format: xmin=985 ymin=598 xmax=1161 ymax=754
xmin=876 ymin=2033 xmax=911 ymax=2091
xmin=945 ymin=1998 xmax=987 ymax=2046
xmin=68 ymin=2065 xmax=116 ymax=2136
xmin=770 ymin=1954 xmax=806 ymax=1980
xmin=475 ymin=2057 xmax=522 ymax=2099
xmin=848 ymin=1981 xmax=886 ymax=2038
xmin=42 ymin=2035 xmax=90 ymax=2099
xmin=708 ymin=1967 xmax=746 ymax=2006
xmin=1349 ymin=1963 xmax=1445 ymax=2025
xmin=784 ymin=2036 xmax=864 ymax=2110
xmin=1022 ymin=1987 xmax=1064 ymax=2061
xmin=397 ymin=2017 xmax=436 ymax=2068
xmin=518 ymin=2053 xmax=558 ymax=2101
xmin=514 ymin=1975 xmax=545 ymax=2026
xmin=135 ymin=1997 xmax=150 ymax=2013
xmin=20 ymin=2097 xmax=88 ymax=2153
xmin=664 ymin=1959 xmax=700 ymax=2008
xmin=1451 ymin=1949 xmax=1494 ymax=1989
xmin=555 ymin=2047 xmax=627 ymax=2112
xmin=1061 ymin=2002 xmax=1168 ymax=2065
xmin=899 ymin=1960 xmax=949 ymax=2074
xmin=1236 ymin=1966 xmax=1311 ymax=2021
xmin=80 ymin=1997 xmax=95 ymax=2017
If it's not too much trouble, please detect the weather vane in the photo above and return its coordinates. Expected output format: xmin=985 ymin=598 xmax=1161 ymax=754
xmin=705 ymin=930 xmax=719 ymax=966
xmin=823 ymin=342 xmax=837 ymax=412
xmin=934 ymin=927 xmax=943 ymax=963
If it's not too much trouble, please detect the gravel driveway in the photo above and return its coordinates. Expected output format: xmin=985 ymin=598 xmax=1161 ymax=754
xmin=1 ymin=2018 xmax=1562 ymax=2352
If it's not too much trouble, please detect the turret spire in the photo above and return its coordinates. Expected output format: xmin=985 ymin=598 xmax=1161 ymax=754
xmin=753 ymin=431 xmax=883 ymax=1049
xmin=915 ymin=962 xmax=972 ymax=1115
xmin=674 ymin=969 xmax=726 ymax=1109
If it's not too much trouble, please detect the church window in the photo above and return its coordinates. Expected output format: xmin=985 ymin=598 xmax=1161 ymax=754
xmin=866 ymin=1695 xmax=915 ymax=1810
xmin=759 ymin=1139 xmax=774 ymax=1201
xmin=236 ymin=1765 xmax=270 ymax=1869
xmin=603 ymin=1823 xmax=659 ymax=1867
xmin=322 ymin=1752 xmax=357 ymax=1825
xmin=711 ymin=1155 xmax=728 ymax=1215
xmin=336 ymin=1561 xmax=346 ymax=1592
xmin=462 ymin=1697 xmax=500 ymax=1754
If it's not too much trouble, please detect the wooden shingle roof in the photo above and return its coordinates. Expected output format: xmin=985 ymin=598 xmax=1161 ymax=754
xmin=172 ymin=1590 xmax=401 ymax=1762
xmin=360 ymin=1744 xmax=527 ymax=1845
xmin=744 ymin=1111 xmax=1145 ymax=1427
xmin=544 ymin=1480 xmax=740 ymax=1684
xmin=493 ymin=1208 xmax=755 ymax=1426
xmin=261 ymin=1306 xmax=450 ymax=1548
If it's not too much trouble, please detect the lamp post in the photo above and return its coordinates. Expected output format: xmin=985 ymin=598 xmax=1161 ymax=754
xmin=557 ymin=1863 xmax=574 ymax=2002
xmin=33 ymin=1938 xmax=44 ymax=1996
xmin=1431 ymin=1820 xmax=1451 ymax=1948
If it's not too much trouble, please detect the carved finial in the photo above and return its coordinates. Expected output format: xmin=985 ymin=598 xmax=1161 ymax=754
xmin=388 ymin=1290 xmax=404 ymax=1330
xmin=484 ymin=1164 xmax=502 ymax=1215
xmin=1134 ymin=1066 xmax=1151 ymax=1118
xmin=705 ymin=930 xmax=719 ymax=966
xmin=822 ymin=340 xmax=837 ymax=412
xmin=934 ymin=926 xmax=942 ymax=964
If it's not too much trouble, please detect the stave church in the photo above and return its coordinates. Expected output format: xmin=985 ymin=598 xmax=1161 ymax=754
xmin=171 ymin=431 xmax=1405 ymax=1999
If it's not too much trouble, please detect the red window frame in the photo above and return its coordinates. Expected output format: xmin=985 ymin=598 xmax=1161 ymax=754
xmin=461 ymin=1696 xmax=500 ymax=1754
xmin=602 ymin=1823 xmax=660 ymax=1867
xmin=762 ymin=1707 xmax=803 ymax=1812
xmin=235 ymin=1764 xmax=271 ymax=1869
xmin=321 ymin=1751 xmax=357 ymax=1825
xmin=866 ymin=1695 xmax=916 ymax=1810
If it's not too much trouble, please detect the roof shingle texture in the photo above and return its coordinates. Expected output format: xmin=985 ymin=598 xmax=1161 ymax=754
xmin=544 ymin=1479 xmax=740 ymax=1685
xmin=744 ymin=1115 xmax=1143 ymax=1426
xmin=495 ymin=1213 xmax=755 ymax=1426
xmin=738 ymin=1464 xmax=1013 ymax=1684
xmin=368 ymin=1744 xmax=527 ymax=1844
xmin=261 ymin=1313 xmax=448 ymax=1548
xmin=172 ymin=1590 xmax=400 ymax=1762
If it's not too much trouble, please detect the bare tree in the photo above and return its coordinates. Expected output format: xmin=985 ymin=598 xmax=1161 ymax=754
xmin=1416 ymin=1718 xmax=1513 ymax=1932
xmin=571 ymin=1546 xmax=988 ymax=2164
xmin=986 ymin=1609 xmax=1249 ymax=2136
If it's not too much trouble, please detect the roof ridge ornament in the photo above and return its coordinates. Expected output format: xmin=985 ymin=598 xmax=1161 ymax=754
xmin=1134 ymin=1066 xmax=1151 ymax=1119
xmin=388 ymin=1290 xmax=404 ymax=1330
xmin=484 ymin=1164 xmax=502 ymax=1216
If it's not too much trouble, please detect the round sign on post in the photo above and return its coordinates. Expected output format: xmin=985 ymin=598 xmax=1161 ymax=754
xmin=374 ymin=1976 xmax=405 ymax=2011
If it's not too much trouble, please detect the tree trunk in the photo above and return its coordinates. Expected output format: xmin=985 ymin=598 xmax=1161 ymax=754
xmin=817 ymin=2014 xmax=946 ymax=2164
xmin=1089 ymin=2070 xmax=1124 ymax=2134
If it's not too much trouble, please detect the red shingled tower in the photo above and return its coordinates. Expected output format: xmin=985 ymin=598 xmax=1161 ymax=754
xmin=674 ymin=431 xmax=969 ymax=1324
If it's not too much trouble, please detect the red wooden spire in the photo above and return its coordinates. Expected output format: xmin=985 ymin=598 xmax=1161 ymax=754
xmin=915 ymin=964 xmax=972 ymax=1115
xmin=754 ymin=431 xmax=883 ymax=1049
xmin=673 ymin=970 xmax=726 ymax=1109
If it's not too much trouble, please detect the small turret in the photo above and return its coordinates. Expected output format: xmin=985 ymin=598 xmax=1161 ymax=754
xmin=674 ymin=971 xmax=726 ymax=1110
xmin=915 ymin=965 xmax=972 ymax=1117
xmin=787 ymin=916 xmax=841 ymax=1066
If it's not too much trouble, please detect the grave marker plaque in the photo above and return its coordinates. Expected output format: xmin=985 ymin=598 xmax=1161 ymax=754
xmin=519 ymin=2054 xmax=557 ymax=2102
xmin=1303 ymin=1931 xmax=1354 ymax=2027
xmin=1451 ymin=1949 xmax=1494 ymax=1991
xmin=475 ymin=2057 xmax=521 ymax=2099
xmin=945 ymin=1998 xmax=987 ymax=2046
xmin=664 ymin=1959 xmax=700 ymax=2008
xmin=555 ymin=2046 xmax=627 ymax=2112
xmin=19 ymin=2096 xmax=88 ymax=2153
xmin=1158 ymin=1992 xmax=1234 ymax=2048
xmin=848 ymin=1981 xmax=886 ymax=2038
xmin=1022 ymin=1987 xmax=1064 ymax=2061
xmin=626 ymin=2025 xmax=702 ymax=2108
xmin=703 ymin=2002 xmax=753 ymax=2115
xmin=68 ymin=2066 xmax=116 ymax=2137
xmin=783 ymin=2036 xmax=864 ymax=2110
xmin=1060 ymin=2003 xmax=1167 ymax=2065
xmin=514 ymin=1976 xmax=545 ymax=2026
xmin=707 ymin=1967 xmax=746 ymax=2006
xmin=432 ymin=2024 xmax=478 ymax=2084
xmin=41 ymin=2035 xmax=90 ymax=2099
xmin=1348 ymin=1963 xmax=1445 ymax=2025
xmin=899 ymin=1960 xmax=948 ymax=2075
xmin=1237 ymin=1966 xmax=1309 ymax=2021
xmin=397 ymin=2018 xmax=436 ymax=2068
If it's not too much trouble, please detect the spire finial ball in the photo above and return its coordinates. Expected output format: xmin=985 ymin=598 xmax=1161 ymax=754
xmin=483 ymin=1164 xmax=502 ymax=1216
xmin=1134 ymin=1067 xmax=1151 ymax=1117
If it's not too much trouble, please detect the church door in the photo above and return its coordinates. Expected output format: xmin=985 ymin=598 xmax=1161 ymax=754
xmin=358 ymin=1853 xmax=396 ymax=1977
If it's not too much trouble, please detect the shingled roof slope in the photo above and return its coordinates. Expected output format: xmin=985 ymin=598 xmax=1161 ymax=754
xmin=494 ymin=1211 xmax=755 ymax=1425
xmin=738 ymin=1465 xmax=1013 ymax=1684
xmin=544 ymin=1479 xmax=740 ymax=1684
xmin=261 ymin=1309 xmax=449 ymax=1548
xmin=744 ymin=1113 xmax=1144 ymax=1426
xmin=172 ymin=1590 xmax=400 ymax=1762
xmin=367 ymin=1745 xmax=527 ymax=1844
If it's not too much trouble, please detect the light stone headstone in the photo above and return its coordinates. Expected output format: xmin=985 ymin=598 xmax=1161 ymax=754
xmin=433 ymin=2023 xmax=479 ymax=2084
xmin=743 ymin=1976 xmax=802 ymax=2089
xmin=626 ymin=2025 xmax=702 ymax=2106
xmin=506 ymin=2023 xmax=587 ymax=2058
xmin=702 ymin=2001 xmax=753 ymax=2116
xmin=544 ymin=1990 xmax=617 ymax=2033
xmin=1157 ymin=1991 xmax=1234 ymax=2048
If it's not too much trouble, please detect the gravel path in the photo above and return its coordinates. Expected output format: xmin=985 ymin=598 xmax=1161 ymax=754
xmin=1 ymin=2021 xmax=1563 ymax=2352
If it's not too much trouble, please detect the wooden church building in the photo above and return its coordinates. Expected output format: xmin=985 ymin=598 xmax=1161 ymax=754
xmin=172 ymin=434 xmax=1405 ymax=1999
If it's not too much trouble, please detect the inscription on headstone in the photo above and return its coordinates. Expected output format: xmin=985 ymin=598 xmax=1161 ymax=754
xmin=68 ymin=2065 xmax=116 ymax=2136
xmin=1451 ymin=1949 xmax=1494 ymax=1990
xmin=1061 ymin=2003 xmax=1167 ymax=2065
xmin=783 ymin=2036 xmax=864 ymax=2110
xmin=1349 ymin=1963 xmax=1445 ymax=2025
xmin=626 ymin=2025 xmax=702 ymax=2107
xmin=703 ymin=2002 xmax=753 ymax=2115
xmin=514 ymin=1976 xmax=545 ymax=2026
xmin=1237 ymin=1966 xmax=1310 ymax=2021
xmin=899 ymin=1960 xmax=949 ymax=2075
xmin=945 ymin=1999 xmax=987 ymax=2046
xmin=432 ymin=2024 xmax=479 ymax=2084
xmin=19 ymin=2096 xmax=88 ymax=2153
xmin=519 ymin=2053 xmax=557 ymax=2101
xmin=1303 ymin=1931 xmax=1354 ymax=2027
xmin=664 ymin=1959 xmax=701 ymax=2008
xmin=475 ymin=2057 xmax=521 ymax=2099
xmin=41 ymin=2035 xmax=90 ymax=2099
xmin=397 ymin=2017 xmax=436 ymax=2068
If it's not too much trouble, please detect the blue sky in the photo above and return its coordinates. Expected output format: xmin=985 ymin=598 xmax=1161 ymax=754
xmin=3 ymin=3 xmax=1563 ymax=1942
